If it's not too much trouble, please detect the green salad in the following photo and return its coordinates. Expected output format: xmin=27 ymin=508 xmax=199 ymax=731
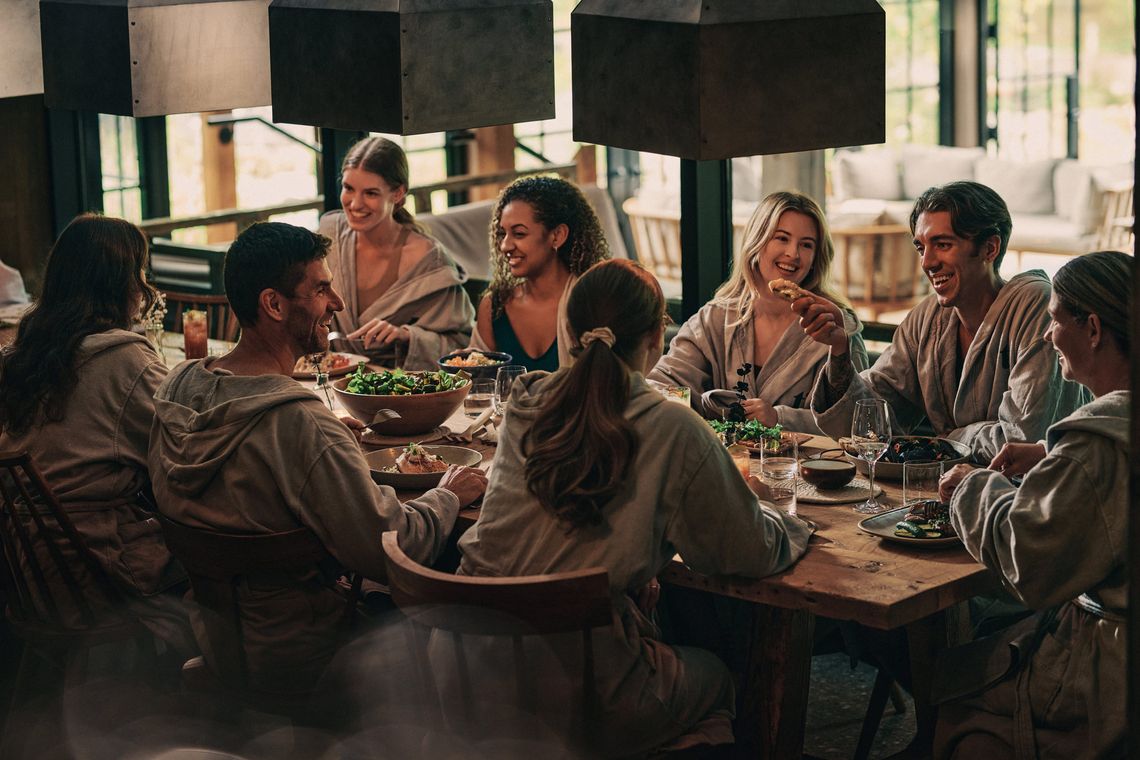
xmin=708 ymin=419 xmax=783 ymax=448
xmin=345 ymin=366 xmax=468 ymax=396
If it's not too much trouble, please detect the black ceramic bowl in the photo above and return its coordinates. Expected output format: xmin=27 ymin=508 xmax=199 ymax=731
xmin=801 ymin=450 xmax=857 ymax=490
xmin=437 ymin=349 xmax=513 ymax=379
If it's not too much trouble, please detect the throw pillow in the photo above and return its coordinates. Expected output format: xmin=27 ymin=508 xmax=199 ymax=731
xmin=900 ymin=145 xmax=986 ymax=199
xmin=975 ymin=158 xmax=1059 ymax=215
xmin=832 ymin=148 xmax=901 ymax=202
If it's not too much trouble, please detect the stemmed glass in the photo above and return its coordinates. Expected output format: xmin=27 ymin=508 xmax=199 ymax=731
xmin=850 ymin=398 xmax=891 ymax=514
xmin=494 ymin=364 xmax=526 ymax=417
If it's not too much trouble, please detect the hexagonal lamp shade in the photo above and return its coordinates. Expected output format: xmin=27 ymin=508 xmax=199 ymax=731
xmin=571 ymin=0 xmax=885 ymax=160
xmin=1 ymin=0 xmax=43 ymax=98
xmin=269 ymin=0 xmax=554 ymax=135
xmin=39 ymin=0 xmax=272 ymax=116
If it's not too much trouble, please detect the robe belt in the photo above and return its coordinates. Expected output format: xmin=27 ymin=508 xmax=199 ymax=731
xmin=1073 ymin=593 xmax=1126 ymax=624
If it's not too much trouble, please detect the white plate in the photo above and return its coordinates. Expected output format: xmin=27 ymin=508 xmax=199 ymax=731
xmin=858 ymin=505 xmax=961 ymax=547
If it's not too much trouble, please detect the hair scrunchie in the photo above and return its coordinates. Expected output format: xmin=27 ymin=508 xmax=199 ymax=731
xmin=579 ymin=326 xmax=616 ymax=349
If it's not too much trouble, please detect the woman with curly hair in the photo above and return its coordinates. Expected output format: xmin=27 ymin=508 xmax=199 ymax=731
xmin=0 ymin=213 xmax=192 ymax=652
xmin=470 ymin=175 xmax=610 ymax=371
xmin=649 ymin=191 xmax=868 ymax=430
xmin=319 ymin=136 xmax=474 ymax=369
xmin=458 ymin=259 xmax=810 ymax=755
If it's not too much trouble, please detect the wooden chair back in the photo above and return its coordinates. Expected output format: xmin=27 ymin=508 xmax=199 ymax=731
xmin=622 ymin=196 xmax=683 ymax=291
xmin=831 ymin=224 xmax=929 ymax=322
xmin=380 ymin=531 xmax=611 ymax=743
xmin=1095 ymin=181 xmax=1135 ymax=252
xmin=162 ymin=291 xmax=240 ymax=342
xmin=0 ymin=450 xmax=133 ymax=636
xmin=156 ymin=513 xmax=357 ymax=689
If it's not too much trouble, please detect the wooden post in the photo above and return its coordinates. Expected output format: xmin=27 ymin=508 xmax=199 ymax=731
xmin=201 ymin=111 xmax=237 ymax=243
xmin=575 ymin=144 xmax=597 ymax=186
xmin=469 ymin=125 xmax=515 ymax=202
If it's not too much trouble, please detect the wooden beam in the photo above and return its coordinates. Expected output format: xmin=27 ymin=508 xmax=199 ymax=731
xmin=469 ymin=125 xmax=516 ymax=203
xmin=575 ymin=144 xmax=597 ymax=186
xmin=201 ymin=110 xmax=237 ymax=243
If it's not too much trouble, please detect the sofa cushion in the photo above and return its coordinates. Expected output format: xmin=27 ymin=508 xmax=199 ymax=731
xmin=975 ymin=158 xmax=1059 ymax=215
xmin=900 ymin=145 xmax=986 ymax=198
xmin=832 ymin=148 xmax=902 ymax=202
xmin=1008 ymin=213 xmax=1092 ymax=255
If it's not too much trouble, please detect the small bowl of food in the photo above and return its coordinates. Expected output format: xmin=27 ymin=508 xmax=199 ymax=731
xmin=438 ymin=349 xmax=513 ymax=379
xmin=800 ymin=449 xmax=857 ymax=490
xmin=366 ymin=443 xmax=483 ymax=489
xmin=333 ymin=367 xmax=470 ymax=435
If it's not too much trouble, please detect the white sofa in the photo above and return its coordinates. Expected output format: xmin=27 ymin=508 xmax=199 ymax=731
xmin=830 ymin=144 xmax=1133 ymax=256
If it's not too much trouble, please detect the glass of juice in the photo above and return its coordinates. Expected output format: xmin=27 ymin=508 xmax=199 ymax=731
xmin=183 ymin=309 xmax=209 ymax=360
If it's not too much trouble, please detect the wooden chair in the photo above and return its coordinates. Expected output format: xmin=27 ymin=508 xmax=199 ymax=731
xmin=623 ymin=196 xmax=684 ymax=296
xmin=380 ymin=531 xmax=611 ymax=750
xmin=831 ymin=224 xmax=929 ymax=322
xmin=155 ymin=513 xmax=361 ymax=715
xmin=162 ymin=291 xmax=241 ymax=342
xmin=0 ymin=450 xmax=155 ymax=756
xmin=1094 ymin=180 xmax=1135 ymax=252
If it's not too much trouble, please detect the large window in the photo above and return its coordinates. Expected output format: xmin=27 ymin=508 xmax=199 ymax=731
xmin=883 ymin=0 xmax=943 ymax=146
xmin=99 ymin=114 xmax=142 ymax=220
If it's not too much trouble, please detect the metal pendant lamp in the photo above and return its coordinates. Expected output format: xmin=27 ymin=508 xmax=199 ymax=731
xmin=571 ymin=0 xmax=886 ymax=160
xmin=39 ymin=0 xmax=272 ymax=116
xmin=1 ymin=0 xmax=44 ymax=98
xmin=269 ymin=0 xmax=555 ymax=135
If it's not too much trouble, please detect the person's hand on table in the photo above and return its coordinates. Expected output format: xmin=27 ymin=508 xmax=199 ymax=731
xmin=339 ymin=415 xmax=365 ymax=444
xmin=635 ymin=577 xmax=661 ymax=616
xmin=741 ymin=397 xmax=777 ymax=427
xmin=349 ymin=318 xmax=410 ymax=349
xmin=938 ymin=463 xmax=975 ymax=503
xmin=988 ymin=442 xmax=1046 ymax=479
xmin=439 ymin=465 xmax=488 ymax=507
xmin=792 ymin=295 xmax=848 ymax=355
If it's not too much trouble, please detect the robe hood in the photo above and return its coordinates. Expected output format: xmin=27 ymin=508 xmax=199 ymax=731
xmin=1047 ymin=390 xmax=1129 ymax=450
xmin=508 ymin=368 xmax=666 ymax=424
xmin=76 ymin=329 xmax=157 ymax=366
xmin=151 ymin=360 xmax=318 ymax=498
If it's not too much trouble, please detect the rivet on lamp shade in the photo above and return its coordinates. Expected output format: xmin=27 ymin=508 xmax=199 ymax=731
xmin=1 ymin=0 xmax=44 ymax=98
xmin=39 ymin=0 xmax=272 ymax=116
xmin=269 ymin=0 xmax=555 ymax=135
xmin=571 ymin=0 xmax=886 ymax=160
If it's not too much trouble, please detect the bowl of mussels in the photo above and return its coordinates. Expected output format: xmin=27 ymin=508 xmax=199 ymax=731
xmin=845 ymin=435 xmax=971 ymax=481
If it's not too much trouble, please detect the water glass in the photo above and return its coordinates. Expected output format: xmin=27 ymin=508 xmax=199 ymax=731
xmin=760 ymin=437 xmax=799 ymax=514
xmin=903 ymin=460 xmax=944 ymax=509
xmin=463 ymin=378 xmax=496 ymax=418
xmin=493 ymin=364 xmax=526 ymax=416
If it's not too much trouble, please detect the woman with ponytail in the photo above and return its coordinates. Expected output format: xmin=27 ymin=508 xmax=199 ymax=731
xmin=458 ymin=259 xmax=812 ymax=756
xmin=318 ymin=136 xmax=474 ymax=368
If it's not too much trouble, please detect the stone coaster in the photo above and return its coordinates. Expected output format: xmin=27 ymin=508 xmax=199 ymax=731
xmin=796 ymin=476 xmax=884 ymax=505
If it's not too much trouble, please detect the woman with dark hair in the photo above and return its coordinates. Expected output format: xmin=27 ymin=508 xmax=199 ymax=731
xmin=470 ymin=175 xmax=610 ymax=371
xmin=935 ymin=250 xmax=1131 ymax=759
xmin=458 ymin=259 xmax=811 ymax=756
xmin=318 ymin=136 xmax=474 ymax=368
xmin=0 ymin=213 xmax=191 ymax=652
xmin=649 ymin=191 xmax=867 ymax=428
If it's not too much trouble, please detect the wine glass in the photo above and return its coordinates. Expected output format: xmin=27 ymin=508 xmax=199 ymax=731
xmin=493 ymin=364 xmax=526 ymax=417
xmin=850 ymin=398 xmax=891 ymax=514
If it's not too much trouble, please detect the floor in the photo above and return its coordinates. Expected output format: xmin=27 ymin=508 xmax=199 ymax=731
xmin=804 ymin=653 xmax=916 ymax=759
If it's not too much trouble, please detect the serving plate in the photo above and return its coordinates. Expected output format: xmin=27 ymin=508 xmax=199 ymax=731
xmin=365 ymin=445 xmax=482 ymax=489
xmin=740 ymin=431 xmax=813 ymax=456
xmin=846 ymin=436 xmax=971 ymax=481
xmin=858 ymin=505 xmax=961 ymax=548
xmin=292 ymin=353 xmax=369 ymax=380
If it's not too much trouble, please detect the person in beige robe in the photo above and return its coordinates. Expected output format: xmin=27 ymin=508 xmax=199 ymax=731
xmin=1 ymin=330 xmax=192 ymax=652
xmin=649 ymin=300 xmax=868 ymax=430
xmin=149 ymin=221 xmax=486 ymax=693
xmin=809 ymin=270 xmax=1088 ymax=462
xmin=320 ymin=210 xmax=475 ymax=370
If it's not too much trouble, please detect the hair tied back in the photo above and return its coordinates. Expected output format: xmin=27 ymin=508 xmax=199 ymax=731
xmin=579 ymin=327 xmax=616 ymax=349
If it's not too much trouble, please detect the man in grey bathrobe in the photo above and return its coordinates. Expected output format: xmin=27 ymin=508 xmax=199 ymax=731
xmin=793 ymin=181 xmax=1088 ymax=463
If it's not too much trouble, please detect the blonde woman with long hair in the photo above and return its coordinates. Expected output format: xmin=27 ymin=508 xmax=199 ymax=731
xmin=649 ymin=191 xmax=868 ymax=429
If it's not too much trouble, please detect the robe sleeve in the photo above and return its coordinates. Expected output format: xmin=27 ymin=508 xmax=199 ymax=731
xmin=114 ymin=346 xmax=168 ymax=472
xmin=297 ymin=439 xmax=460 ymax=580
xmin=664 ymin=435 xmax=812 ymax=579
xmin=810 ymin=318 xmax=928 ymax=441
xmin=950 ymin=434 xmax=1123 ymax=610
xmin=647 ymin=310 xmax=723 ymax=418
xmin=401 ymin=286 xmax=476 ymax=370
xmin=775 ymin=319 xmax=869 ymax=433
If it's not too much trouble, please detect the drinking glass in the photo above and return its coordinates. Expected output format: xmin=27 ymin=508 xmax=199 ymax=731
xmin=463 ymin=378 xmax=496 ymax=418
xmin=493 ymin=364 xmax=526 ymax=416
xmin=760 ymin=437 xmax=799 ymax=515
xmin=903 ymin=460 xmax=944 ymax=510
xmin=183 ymin=309 xmax=208 ymax=360
xmin=850 ymin=398 xmax=891 ymax=514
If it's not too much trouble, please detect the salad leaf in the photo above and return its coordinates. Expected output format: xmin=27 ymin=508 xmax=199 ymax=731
xmin=345 ymin=366 xmax=467 ymax=396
